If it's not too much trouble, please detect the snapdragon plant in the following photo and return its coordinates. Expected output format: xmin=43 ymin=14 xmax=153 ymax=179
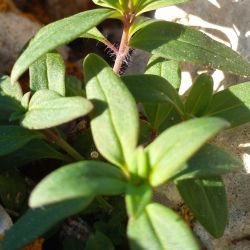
xmin=0 ymin=0 xmax=250 ymax=249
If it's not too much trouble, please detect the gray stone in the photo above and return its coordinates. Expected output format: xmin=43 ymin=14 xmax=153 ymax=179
xmin=0 ymin=12 xmax=41 ymax=73
xmin=0 ymin=205 xmax=12 ymax=235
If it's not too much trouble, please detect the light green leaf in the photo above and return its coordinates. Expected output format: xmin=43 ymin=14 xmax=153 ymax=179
xmin=30 ymin=52 xmax=66 ymax=95
xmin=135 ymin=0 xmax=190 ymax=15
xmin=81 ymin=27 xmax=107 ymax=43
xmin=0 ymin=126 xmax=43 ymax=156
xmin=0 ymin=75 xmax=23 ymax=101
xmin=173 ymin=144 xmax=241 ymax=180
xmin=0 ymin=75 xmax=24 ymax=120
xmin=92 ymin=0 xmax=121 ymax=10
xmin=185 ymin=74 xmax=213 ymax=117
xmin=3 ymin=197 xmax=93 ymax=250
xmin=126 ymin=183 xmax=152 ymax=219
xmin=84 ymin=54 xmax=139 ymax=168
xmin=29 ymin=161 xmax=126 ymax=208
xmin=11 ymin=8 xmax=114 ymax=83
xmin=176 ymin=177 xmax=228 ymax=238
xmin=122 ymin=74 xmax=184 ymax=116
xmin=147 ymin=117 xmax=229 ymax=186
xmin=205 ymin=81 xmax=250 ymax=128
xmin=128 ymin=146 xmax=150 ymax=183
xmin=146 ymin=55 xmax=181 ymax=89
xmin=129 ymin=17 xmax=157 ymax=38
xmin=130 ymin=21 xmax=250 ymax=76
xmin=128 ymin=203 xmax=199 ymax=250
xmin=0 ymin=140 xmax=68 ymax=170
xmin=21 ymin=89 xmax=93 ymax=129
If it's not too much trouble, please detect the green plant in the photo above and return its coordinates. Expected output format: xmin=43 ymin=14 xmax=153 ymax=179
xmin=0 ymin=0 xmax=250 ymax=249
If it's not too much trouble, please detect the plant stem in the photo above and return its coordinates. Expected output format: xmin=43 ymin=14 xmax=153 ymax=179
xmin=44 ymin=129 xmax=84 ymax=161
xmin=113 ymin=17 xmax=131 ymax=74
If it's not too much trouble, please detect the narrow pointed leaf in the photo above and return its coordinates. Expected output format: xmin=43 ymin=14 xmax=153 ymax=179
xmin=29 ymin=161 xmax=126 ymax=208
xmin=128 ymin=203 xmax=199 ymax=250
xmin=129 ymin=17 xmax=157 ymax=38
xmin=185 ymin=74 xmax=214 ymax=117
xmin=0 ymin=140 xmax=67 ymax=170
xmin=130 ymin=21 xmax=250 ymax=76
xmin=205 ymin=81 xmax=250 ymax=127
xmin=30 ymin=52 xmax=66 ymax=96
xmin=92 ymin=0 xmax=121 ymax=10
xmin=81 ymin=27 xmax=107 ymax=43
xmin=173 ymin=144 xmax=241 ymax=180
xmin=21 ymin=89 xmax=93 ymax=129
xmin=0 ymin=126 xmax=43 ymax=156
xmin=176 ymin=177 xmax=228 ymax=238
xmin=147 ymin=117 xmax=229 ymax=186
xmin=3 ymin=197 xmax=93 ymax=250
xmin=11 ymin=8 xmax=114 ymax=83
xmin=122 ymin=74 xmax=184 ymax=116
xmin=84 ymin=54 xmax=139 ymax=168
xmin=135 ymin=0 xmax=190 ymax=15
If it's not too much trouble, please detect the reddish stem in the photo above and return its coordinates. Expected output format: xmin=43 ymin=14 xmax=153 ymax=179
xmin=113 ymin=15 xmax=131 ymax=75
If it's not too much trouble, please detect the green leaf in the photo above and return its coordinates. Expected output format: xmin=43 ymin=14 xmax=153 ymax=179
xmin=147 ymin=117 xmax=229 ymax=186
xmin=29 ymin=161 xmax=126 ymax=208
xmin=176 ymin=177 xmax=228 ymax=238
xmin=130 ymin=21 xmax=250 ymax=76
xmin=85 ymin=231 xmax=114 ymax=250
xmin=11 ymin=8 xmax=114 ymax=83
xmin=0 ymin=75 xmax=24 ymax=119
xmin=128 ymin=146 xmax=150 ymax=181
xmin=146 ymin=55 xmax=181 ymax=89
xmin=185 ymin=74 xmax=213 ymax=117
xmin=0 ymin=126 xmax=43 ymax=156
xmin=144 ymin=55 xmax=181 ymax=129
xmin=92 ymin=0 xmax=121 ymax=11
xmin=144 ymin=103 xmax=174 ymax=129
xmin=21 ymin=89 xmax=93 ymax=129
xmin=65 ymin=75 xmax=85 ymax=97
xmin=128 ymin=203 xmax=199 ymax=250
xmin=0 ymin=140 xmax=67 ymax=170
xmin=3 ymin=197 xmax=93 ymax=250
xmin=0 ymin=75 xmax=23 ymax=101
xmin=173 ymin=144 xmax=241 ymax=180
xmin=84 ymin=54 xmax=139 ymax=168
xmin=129 ymin=17 xmax=157 ymax=38
xmin=126 ymin=183 xmax=152 ymax=219
xmin=134 ymin=0 xmax=190 ymax=15
xmin=29 ymin=52 xmax=66 ymax=96
xmin=122 ymin=74 xmax=184 ymax=116
xmin=205 ymin=81 xmax=250 ymax=128
xmin=81 ymin=27 xmax=107 ymax=44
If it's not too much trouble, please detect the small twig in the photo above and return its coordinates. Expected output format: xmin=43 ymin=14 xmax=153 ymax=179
xmin=43 ymin=129 xmax=84 ymax=161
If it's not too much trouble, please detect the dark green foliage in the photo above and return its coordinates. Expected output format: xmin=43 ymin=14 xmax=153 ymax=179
xmin=1 ymin=1 xmax=249 ymax=249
